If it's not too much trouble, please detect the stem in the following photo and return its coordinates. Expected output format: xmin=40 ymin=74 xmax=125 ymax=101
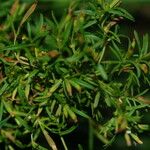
xmin=60 ymin=136 xmax=68 ymax=150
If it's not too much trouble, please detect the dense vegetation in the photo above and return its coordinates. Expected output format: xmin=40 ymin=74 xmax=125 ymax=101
xmin=0 ymin=0 xmax=150 ymax=149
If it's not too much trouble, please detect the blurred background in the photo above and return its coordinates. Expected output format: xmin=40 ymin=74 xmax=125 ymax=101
xmin=122 ymin=0 xmax=150 ymax=36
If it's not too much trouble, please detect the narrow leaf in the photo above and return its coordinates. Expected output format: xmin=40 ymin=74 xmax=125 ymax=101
xmin=19 ymin=2 xmax=37 ymax=29
xmin=48 ymin=79 xmax=62 ymax=96
xmin=130 ymin=133 xmax=143 ymax=144
xmin=134 ymin=30 xmax=141 ymax=50
xmin=94 ymin=92 xmax=100 ymax=108
xmin=42 ymin=129 xmax=58 ymax=150
xmin=65 ymin=79 xmax=72 ymax=96
xmin=141 ymin=34 xmax=149 ymax=56
xmin=96 ymin=64 xmax=108 ymax=80
xmin=70 ymin=79 xmax=82 ymax=93
xmin=72 ymin=78 xmax=94 ymax=90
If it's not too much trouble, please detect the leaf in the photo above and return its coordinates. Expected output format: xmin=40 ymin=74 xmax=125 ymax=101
xmin=124 ymin=132 xmax=132 ymax=146
xmin=138 ymin=124 xmax=150 ymax=131
xmin=2 ymin=100 xmax=14 ymax=117
xmin=131 ymin=61 xmax=141 ymax=78
xmin=15 ymin=116 xmax=31 ymax=131
xmin=15 ymin=2 xmax=37 ymax=43
xmin=61 ymin=20 xmax=72 ymax=47
xmin=31 ymin=140 xmax=48 ymax=150
xmin=134 ymin=30 xmax=141 ymax=50
xmin=19 ymin=2 xmax=37 ymax=30
xmin=132 ymin=72 xmax=140 ymax=87
xmin=109 ymin=7 xmax=134 ymax=21
xmin=0 ymin=82 xmax=9 ymax=96
xmin=110 ymin=41 xmax=123 ymax=60
xmin=66 ymin=51 xmax=83 ymax=63
xmin=72 ymin=78 xmax=95 ymax=90
xmin=0 ymin=44 xmax=34 ymax=51
xmin=0 ymin=116 xmax=10 ymax=128
xmin=0 ymin=101 xmax=4 ymax=121
xmin=69 ymin=79 xmax=82 ymax=93
xmin=64 ymin=79 xmax=72 ymax=96
xmin=130 ymin=133 xmax=143 ymax=144
xmin=83 ymin=20 xmax=97 ymax=29
xmin=109 ymin=0 xmax=121 ymax=8
xmin=94 ymin=130 xmax=109 ymax=144
xmin=2 ymin=130 xmax=14 ymax=144
xmin=18 ymin=83 xmax=26 ymax=101
xmin=126 ymin=38 xmax=135 ymax=58
xmin=94 ymin=92 xmax=100 ymax=108
xmin=63 ymin=104 xmax=69 ymax=118
xmin=28 ymin=69 xmax=39 ymax=79
xmin=42 ymin=129 xmax=58 ymax=150
xmin=25 ymin=84 xmax=30 ymax=100
xmin=141 ymin=33 xmax=149 ymax=56
xmin=105 ymin=95 xmax=112 ymax=107
xmin=72 ymin=107 xmax=90 ymax=119
xmin=12 ymin=87 xmax=18 ymax=100
xmin=140 ymin=64 xmax=148 ymax=74
xmin=27 ymin=22 xmax=32 ymax=39
xmin=59 ymin=125 xmax=77 ymax=136
xmin=10 ymin=0 xmax=19 ymax=16
xmin=48 ymin=79 xmax=62 ymax=96
xmin=74 ymin=9 xmax=95 ymax=16
xmin=96 ymin=64 xmax=108 ymax=80
xmin=48 ymin=50 xmax=60 ymax=58
xmin=64 ymin=104 xmax=78 ymax=123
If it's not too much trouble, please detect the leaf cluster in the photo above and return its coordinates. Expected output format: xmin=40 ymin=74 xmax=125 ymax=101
xmin=0 ymin=0 xmax=150 ymax=149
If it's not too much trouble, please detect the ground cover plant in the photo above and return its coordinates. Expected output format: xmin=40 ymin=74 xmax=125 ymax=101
xmin=0 ymin=0 xmax=150 ymax=149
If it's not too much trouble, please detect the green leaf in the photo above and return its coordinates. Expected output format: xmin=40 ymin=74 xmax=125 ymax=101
xmin=48 ymin=79 xmax=62 ymax=97
xmin=72 ymin=107 xmax=90 ymax=119
xmin=0 ymin=82 xmax=9 ymax=96
xmin=0 ymin=101 xmax=4 ymax=121
xmin=18 ymin=83 xmax=26 ymax=101
xmin=0 ymin=116 xmax=10 ymax=128
xmin=59 ymin=125 xmax=77 ymax=136
xmin=25 ymin=84 xmax=30 ymax=100
xmin=2 ymin=100 xmax=14 ymax=116
xmin=15 ymin=116 xmax=32 ymax=131
xmin=41 ymin=128 xmax=58 ymax=150
xmin=109 ymin=0 xmax=121 ymax=8
xmin=130 ymin=133 xmax=143 ymax=144
xmin=96 ymin=64 xmax=108 ymax=80
xmin=72 ymin=78 xmax=95 ymax=90
xmin=110 ymin=41 xmax=123 ymax=60
xmin=94 ymin=92 xmax=101 ymax=108
xmin=66 ymin=105 xmax=78 ymax=123
xmin=141 ymin=33 xmax=149 ymax=56
xmin=64 ymin=79 xmax=72 ymax=96
xmin=0 ymin=44 xmax=34 ymax=51
xmin=109 ymin=7 xmax=134 ymax=21
xmin=69 ymin=79 xmax=82 ymax=93
xmin=134 ymin=30 xmax=141 ymax=50
xmin=83 ymin=20 xmax=97 ymax=29
xmin=27 ymin=22 xmax=32 ymax=39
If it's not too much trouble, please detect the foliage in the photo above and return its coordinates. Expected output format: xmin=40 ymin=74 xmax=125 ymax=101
xmin=0 ymin=0 xmax=150 ymax=149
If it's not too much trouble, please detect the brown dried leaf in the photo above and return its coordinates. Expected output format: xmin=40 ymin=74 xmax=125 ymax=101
xmin=19 ymin=2 xmax=37 ymax=30
xmin=10 ymin=0 xmax=19 ymax=15
xmin=48 ymin=50 xmax=60 ymax=58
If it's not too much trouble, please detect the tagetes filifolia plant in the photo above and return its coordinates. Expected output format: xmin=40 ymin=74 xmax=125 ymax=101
xmin=0 ymin=0 xmax=150 ymax=149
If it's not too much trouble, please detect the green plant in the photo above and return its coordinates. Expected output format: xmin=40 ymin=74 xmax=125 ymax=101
xmin=0 ymin=0 xmax=150 ymax=149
